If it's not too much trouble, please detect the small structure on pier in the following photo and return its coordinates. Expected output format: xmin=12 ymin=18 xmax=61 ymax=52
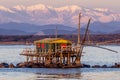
xmin=21 ymin=38 xmax=82 ymax=68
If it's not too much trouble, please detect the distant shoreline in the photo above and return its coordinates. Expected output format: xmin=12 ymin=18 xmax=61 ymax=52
xmin=0 ymin=41 xmax=119 ymax=45
xmin=0 ymin=34 xmax=119 ymax=45
xmin=0 ymin=42 xmax=33 ymax=45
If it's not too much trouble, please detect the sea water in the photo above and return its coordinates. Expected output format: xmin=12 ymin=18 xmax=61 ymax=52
xmin=0 ymin=45 xmax=119 ymax=80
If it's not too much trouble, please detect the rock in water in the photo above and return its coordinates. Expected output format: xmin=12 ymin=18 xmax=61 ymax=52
xmin=82 ymin=64 xmax=91 ymax=68
xmin=9 ymin=63 xmax=15 ymax=68
xmin=0 ymin=63 xmax=9 ymax=68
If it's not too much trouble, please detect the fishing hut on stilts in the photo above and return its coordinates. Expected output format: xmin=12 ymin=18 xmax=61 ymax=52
xmin=20 ymin=13 xmax=92 ymax=68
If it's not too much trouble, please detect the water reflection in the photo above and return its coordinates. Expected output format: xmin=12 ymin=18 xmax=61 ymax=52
xmin=0 ymin=68 xmax=120 ymax=80
xmin=34 ymin=71 xmax=120 ymax=80
xmin=34 ymin=68 xmax=82 ymax=79
xmin=36 ymin=73 xmax=82 ymax=80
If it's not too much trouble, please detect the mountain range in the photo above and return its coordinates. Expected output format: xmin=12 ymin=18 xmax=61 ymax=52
xmin=0 ymin=22 xmax=119 ymax=35
xmin=0 ymin=4 xmax=120 ymax=35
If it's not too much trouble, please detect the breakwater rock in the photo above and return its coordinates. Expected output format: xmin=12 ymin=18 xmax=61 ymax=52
xmin=0 ymin=62 xmax=120 ymax=68
xmin=0 ymin=63 xmax=15 ymax=68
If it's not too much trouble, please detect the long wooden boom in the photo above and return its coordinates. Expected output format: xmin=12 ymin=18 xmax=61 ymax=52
xmin=85 ymin=44 xmax=118 ymax=53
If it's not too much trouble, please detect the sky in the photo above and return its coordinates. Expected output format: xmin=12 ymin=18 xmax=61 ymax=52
xmin=0 ymin=0 xmax=120 ymax=12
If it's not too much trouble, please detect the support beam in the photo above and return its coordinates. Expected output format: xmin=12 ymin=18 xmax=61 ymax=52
xmin=78 ymin=13 xmax=81 ymax=44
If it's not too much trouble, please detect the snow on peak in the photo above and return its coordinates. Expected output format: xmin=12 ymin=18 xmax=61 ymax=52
xmin=27 ymin=4 xmax=47 ymax=11
xmin=55 ymin=5 xmax=81 ymax=12
xmin=13 ymin=5 xmax=26 ymax=11
xmin=69 ymin=5 xmax=82 ymax=12
xmin=94 ymin=8 xmax=108 ymax=12
xmin=0 ymin=6 xmax=14 ymax=13
xmin=13 ymin=4 xmax=48 ymax=11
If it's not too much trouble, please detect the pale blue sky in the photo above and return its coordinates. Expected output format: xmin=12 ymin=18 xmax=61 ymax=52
xmin=0 ymin=0 xmax=119 ymax=12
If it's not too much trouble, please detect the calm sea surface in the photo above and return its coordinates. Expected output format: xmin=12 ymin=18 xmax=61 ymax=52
xmin=0 ymin=45 xmax=120 ymax=80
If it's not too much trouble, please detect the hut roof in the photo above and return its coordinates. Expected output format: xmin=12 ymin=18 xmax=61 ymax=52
xmin=34 ymin=38 xmax=72 ymax=44
xmin=51 ymin=39 xmax=72 ymax=43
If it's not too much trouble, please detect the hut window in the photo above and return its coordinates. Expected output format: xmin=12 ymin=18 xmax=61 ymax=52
xmin=37 ymin=43 xmax=40 ymax=48
xmin=61 ymin=44 xmax=66 ymax=48
xmin=41 ymin=43 xmax=45 ymax=49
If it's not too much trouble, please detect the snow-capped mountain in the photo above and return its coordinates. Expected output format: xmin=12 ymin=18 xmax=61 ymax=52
xmin=0 ymin=4 xmax=119 ymax=26
xmin=0 ymin=4 xmax=120 ymax=35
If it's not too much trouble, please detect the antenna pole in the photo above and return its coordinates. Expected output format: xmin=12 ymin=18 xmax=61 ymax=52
xmin=55 ymin=27 xmax=58 ymax=53
xmin=78 ymin=13 xmax=81 ymax=44
xmin=55 ymin=27 xmax=58 ymax=39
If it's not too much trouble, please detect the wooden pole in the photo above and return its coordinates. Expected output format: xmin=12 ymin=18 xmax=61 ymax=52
xmin=79 ymin=18 xmax=91 ymax=61
xmin=60 ymin=46 xmax=63 ymax=64
xmin=67 ymin=52 xmax=70 ymax=65
xmin=55 ymin=27 xmax=58 ymax=54
xmin=78 ymin=13 xmax=81 ymax=44
xmin=55 ymin=27 xmax=58 ymax=39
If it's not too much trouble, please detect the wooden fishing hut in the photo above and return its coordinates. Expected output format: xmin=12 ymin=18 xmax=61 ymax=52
xmin=20 ymin=13 xmax=91 ymax=68
xmin=21 ymin=38 xmax=81 ymax=68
